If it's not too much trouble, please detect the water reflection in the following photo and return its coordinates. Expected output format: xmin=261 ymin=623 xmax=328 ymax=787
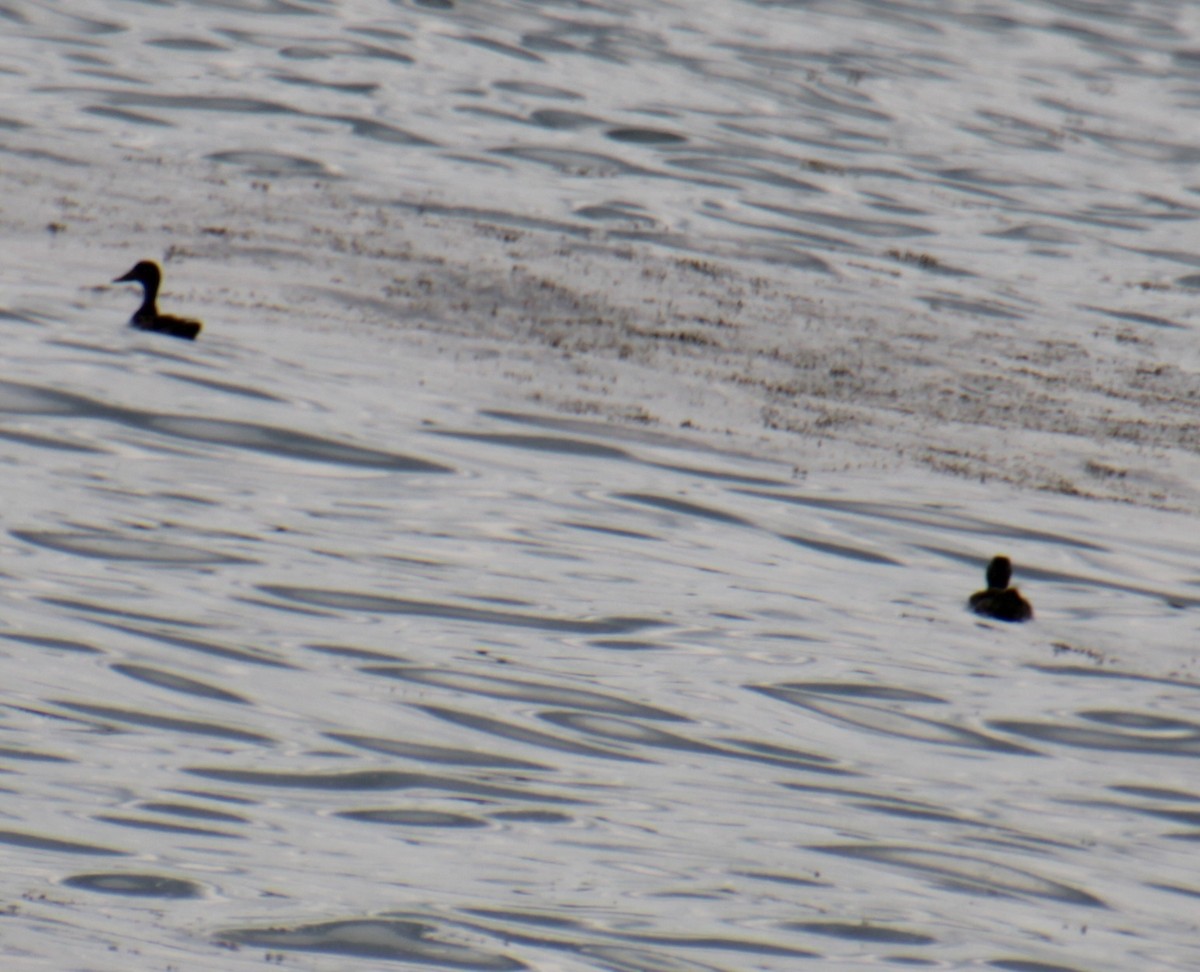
xmin=0 ymin=313 xmax=1195 ymax=966
xmin=0 ymin=377 xmax=452 ymax=470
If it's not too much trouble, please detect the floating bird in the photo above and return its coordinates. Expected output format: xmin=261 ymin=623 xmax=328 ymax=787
xmin=113 ymin=260 xmax=202 ymax=340
xmin=968 ymin=555 xmax=1033 ymax=622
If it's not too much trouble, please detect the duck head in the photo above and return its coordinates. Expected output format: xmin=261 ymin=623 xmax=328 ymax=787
xmin=985 ymin=555 xmax=1013 ymax=589
xmin=114 ymin=260 xmax=162 ymax=289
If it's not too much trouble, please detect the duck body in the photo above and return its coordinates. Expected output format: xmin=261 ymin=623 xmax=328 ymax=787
xmin=968 ymin=555 xmax=1033 ymax=623
xmin=114 ymin=261 xmax=202 ymax=341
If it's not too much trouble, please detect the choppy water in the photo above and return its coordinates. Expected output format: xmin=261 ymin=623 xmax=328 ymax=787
xmin=4 ymin=0 xmax=1200 ymax=969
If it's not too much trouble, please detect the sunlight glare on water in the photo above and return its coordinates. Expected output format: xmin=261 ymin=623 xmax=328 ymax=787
xmin=2 ymin=1 xmax=1200 ymax=970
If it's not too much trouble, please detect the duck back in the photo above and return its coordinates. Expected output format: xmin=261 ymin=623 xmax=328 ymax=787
xmin=968 ymin=587 xmax=1033 ymax=623
xmin=132 ymin=308 xmax=202 ymax=341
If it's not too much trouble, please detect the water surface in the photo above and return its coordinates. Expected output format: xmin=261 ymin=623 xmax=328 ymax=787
xmin=3 ymin=1 xmax=1200 ymax=970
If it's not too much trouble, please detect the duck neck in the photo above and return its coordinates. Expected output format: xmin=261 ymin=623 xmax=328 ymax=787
xmin=140 ymin=277 xmax=160 ymax=316
xmin=134 ymin=278 xmax=160 ymax=324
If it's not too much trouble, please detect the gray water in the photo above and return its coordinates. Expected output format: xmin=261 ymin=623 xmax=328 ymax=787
xmin=3 ymin=1 xmax=1200 ymax=969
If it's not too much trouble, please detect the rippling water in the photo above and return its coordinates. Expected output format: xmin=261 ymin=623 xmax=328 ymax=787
xmin=4 ymin=0 xmax=1200 ymax=969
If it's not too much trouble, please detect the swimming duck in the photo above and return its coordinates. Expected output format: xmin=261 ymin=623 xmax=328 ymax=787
xmin=113 ymin=261 xmax=202 ymax=340
xmin=968 ymin=555 xmax=1033 ymax=622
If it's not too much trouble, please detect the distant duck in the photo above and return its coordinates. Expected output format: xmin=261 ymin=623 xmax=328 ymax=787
xmin=113 ymin=260 xmax=202 ymax=341
xmin=968 ymin=555 xmax=1033 ymax=623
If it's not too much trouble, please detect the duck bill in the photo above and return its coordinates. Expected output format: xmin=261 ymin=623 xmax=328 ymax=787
xmin=113 ymin=268 xmax=137 ymax=283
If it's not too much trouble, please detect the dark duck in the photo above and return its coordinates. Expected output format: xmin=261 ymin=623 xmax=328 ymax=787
xmin=114 ymin=260 xmax=202 ymax=340
xmin=968 ymin=555 xmax=1033 ymax=623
